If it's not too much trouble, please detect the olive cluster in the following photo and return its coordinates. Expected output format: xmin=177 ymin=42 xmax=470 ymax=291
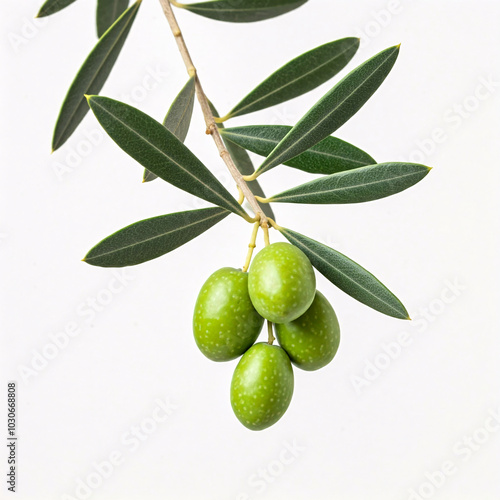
xmin=193 ymin=242 xmax=340 ymax=430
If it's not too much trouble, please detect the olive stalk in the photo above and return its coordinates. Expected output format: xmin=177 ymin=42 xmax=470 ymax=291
xmin=262 ymin=224 xmax=270 ymax=246
xmin=267 ymin=321 xmax=275 ymax=345
xmin=158 ymin=0 xmax=269 ymax=228
xmin=242 ymin=221 xmax=260 ymax=273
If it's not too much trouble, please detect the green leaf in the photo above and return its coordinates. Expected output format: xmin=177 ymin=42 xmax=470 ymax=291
xmin=175 ymin=0 xmax=308 ymax=23
xmin=221 ymin=125 xmax=375 ymax=175
xmin=97 ymin=0 xmax=129 ymax=38
xmin=210 ymin=103 xmax=275 ymax=220
xmin=144 ymin=76 xmax=196 ymax=183
xmin=224 ymin=38 xmax=359 ymax=119
xmin=36 ymin=0 xmax=79 ymax=17
xmin=267 ymin=163 xmax=430 ymax=204
xmin=280 ymin=228 xmax=409 ymax=319
xmin=51 ymin=0 xmax=142 ymax=151
xmin=256 ymin=45 xmax=400 ymax=176
xmin=84 ymin=207 xmax=229 ymax=267
xmin=87 ymin=95 xmax=249 ymax=219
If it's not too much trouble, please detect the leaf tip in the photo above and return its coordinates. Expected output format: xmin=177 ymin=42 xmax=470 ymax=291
xmin=51 ymin=138 xmax=61 ymax=153
xmin=395 ymin=43 xmax=401 ymax=50
xmin=34 ymin=6 xmax=46 ymax=18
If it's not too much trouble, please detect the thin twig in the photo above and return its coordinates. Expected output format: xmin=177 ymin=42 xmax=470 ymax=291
xmin=158 ymin=0 xmax=269 ymax=228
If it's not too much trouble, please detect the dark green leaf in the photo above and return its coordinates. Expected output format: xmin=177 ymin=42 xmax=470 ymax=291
xmin=280 ymin=228 xmax=409 ymax=319
xmin=256 ymin=45 xmax=400 ymax=176
xmin=84 ymin=207 xmax=229 ymax=267
xmin=51 ymin=0 xmax=141 ymax=151
xmin=144 ymin=76 xmax=196 ymax=182
xmin=97 ymin=0 xmax=129 ymax=38
xmin=267 ymin=163 xmax=430 ymax=204
xmin=175 ymin=0 xmax=308 ymax=23
xmin=210 ymin=103 xmax=275 ymax=220
xmin=221 ymin=125 xmax=375 ymax=175
xmin=87 ymin=95 xmax=249 ymax=219
xmin=37 ymin=0 xmax=79 ymax=17
xmin=224 ymin=38 xmax=359 ymax=119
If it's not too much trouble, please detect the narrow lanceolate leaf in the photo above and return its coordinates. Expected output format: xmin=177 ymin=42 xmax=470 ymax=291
xmin=280 ymin=228 xmax=409 ymax=319
xmin=84 ymin=207 xmax=229 ymax=267
xmin=87 ymin=96 xmax=248 ymax=218
xmin=51 ymin=0 xmax=141 ymax=151
xmin=225 ymin=38 xmax=359 ymax=119
xmin=221 ymin=125 xmax=375 ymax=175
xmin=268 ymin=163 xmax=430 ymax=204
xmin=37 ymin=0 xmax=79 ymax=17
xmin=97 ymin=0 xmax=129 ymax=38
xmin=256 ymin=45 xmax=400 ymax=176
xmin=210 ymin=103 xmax=275 ymax=220
xmin=144 ymin=76 xmax=196 ymax=182
xmin=176 ymin=0 xmax=308 ymax=23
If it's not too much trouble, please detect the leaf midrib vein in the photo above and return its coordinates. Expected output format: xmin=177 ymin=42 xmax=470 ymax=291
xmin=224 ymin=130 xmax=367 ymax=165
xmin=275 ymin=168 xmax=421 ymax=201
xmin=190 ymin=2 xmax=301 ymax=14
xmin=88 ymin=210 xmax=225 ymax=260
xmin=262 ymin=49 xmax=395 ymax=171
xmin=91 ymin=98 xmax=242 ymax=215
xmin=284 ymin=230 xmax=401 ymax=316
xmin=56 ymin=5 xmax=137 ymax=146
xmin=169 ymin=83 xmax=195 ymax=138
xmin=232 ymin=44 xmax=356 ymax=116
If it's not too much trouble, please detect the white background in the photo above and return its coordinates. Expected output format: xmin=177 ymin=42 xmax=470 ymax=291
xmin=1 ymin=1 xmax=500 ymax=499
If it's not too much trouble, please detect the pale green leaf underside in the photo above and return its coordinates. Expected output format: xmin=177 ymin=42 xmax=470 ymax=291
xmin=97 ymin=0 xmax=129 ymax=38
xmin=37 ymin=0 xmax=79 ymax=17
xmin=257 ymin=45 xmax=400 ymax=175
xmin=52 ymin=0 xmax=141 ymax=151
xmin=210 ymin=103 xmax=275 ymax=220
xmin=227 ymin=37 xmax=359 ymax=119
xmin=87 ymin=96 xmax=248 ymax=218
xmin=280 ymin=228 xmax=409 ymax=319
xmin=84 ymin=207 xmax=229 ymax=267
xmin=177 ymin=0 xmax=308 ymax=23
xmin=144 ymin=76 xmax=196 ymax=182
xmin=221 ymin=125 xmax=375 ymax=175
xmin=269 ymin=163 xmax=430 ymax=204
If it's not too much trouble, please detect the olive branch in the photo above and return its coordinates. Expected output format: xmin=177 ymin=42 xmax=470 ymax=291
xmin=39 ymin=0 xmax=431 ymax=324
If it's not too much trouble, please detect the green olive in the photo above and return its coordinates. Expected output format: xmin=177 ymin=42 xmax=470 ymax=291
xmin=230 ymin=343 xmax=294 ymax=431
xmin=193 ymin=267 xmax=264 ymax=362
xmin=275 ymin=291 xmax=340 ymax=371
xmin=248 ymin=242 xmax=316 ymax=324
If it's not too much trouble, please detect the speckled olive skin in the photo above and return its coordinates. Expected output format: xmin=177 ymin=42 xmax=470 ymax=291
xmin=248 ymin=243 xmax=316 ymax=324
xmin=275 ymin=291 xmax=340 ymax=371
xmin=230 ymin=343 xmax=294 ymax=431
xmin=193 ymin=268 xmax=264 ymax=362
